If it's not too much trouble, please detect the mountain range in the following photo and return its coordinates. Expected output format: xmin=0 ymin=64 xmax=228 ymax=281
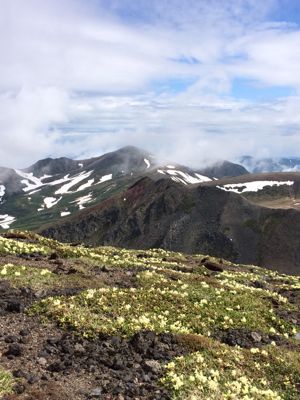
xmin=1 ymin=146 xmax=300 ymax=274
xmin=239 ymin=156 xmax=300 ymax=173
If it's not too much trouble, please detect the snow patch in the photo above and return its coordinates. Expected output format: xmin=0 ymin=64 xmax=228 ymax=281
xmin=28 ymin=189 xmax=41 ymax=195
xmin=218 ymin=180 xmax=294 ymax=193
xmin=78 ymin=163 xmax=83 ymax=168
xmin=157 ymin=168 xmax=211 ymax=184
xmin=40 ymin=174 xmax=53 ymax=180
xmin=166 ymin=170 xmax=211 ymax=184
xmin=144 ymin=159 xmax=151 ymax=168
xmin=0 ymin=214 xmax=16 ymax=229
xmin=61 ymin=211 xmax=71 ymax=217
xmin=16 ymin=169 xmax=97 ymax=196
xmin=72 ymin=193 xmax=93 ymax=210
xmin=171 ymin=177 xmax=188 ymax=185
xmin=77 ymin=178 xmax=95 ymax=191
xmin=0 ymin=185 xmax=5 ymax=203
xmin=55 ymin=171 xmax=93 ymax=195
xmin=44 ymin=197 xmax=62 ymax=209
xmin=48 ymin=175 xmax=70 ymax=187
xmin=98 ymin=174 xmax=112 ymax=184
xmin=15 ymin=170 xmax=45 ymax=192
xmin=194 ymin=173 xmax=212 ymax=183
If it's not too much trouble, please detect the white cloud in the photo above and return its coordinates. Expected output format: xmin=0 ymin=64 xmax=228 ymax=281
xmin=0 ymin=0 xmax=300 ymax=168
xmin=0 ymin=87 xmax=68 ymax=167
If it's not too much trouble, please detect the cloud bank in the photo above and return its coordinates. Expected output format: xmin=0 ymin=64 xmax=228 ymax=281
xmin=1 ymin=0 xmax=300 ymax=168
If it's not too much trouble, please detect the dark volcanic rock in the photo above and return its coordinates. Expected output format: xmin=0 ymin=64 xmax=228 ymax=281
xmin=5 ymin=343 xmax=22 ymax=357
xmin=203 ymin=261 xmax=224 ymax=272
xmin=213 ymin=328 xmax=288 ymax=348
xmin=37 ymin=330 xmax=185 ymax=399
xmin=0 ymin=281 xmax=33 ymax=315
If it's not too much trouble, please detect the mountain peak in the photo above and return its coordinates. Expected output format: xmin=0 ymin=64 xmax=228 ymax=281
xmin=25 ymin=157 xmax=81 ymax=177
xmin=116 ymin=145 xmax=149 ymax=154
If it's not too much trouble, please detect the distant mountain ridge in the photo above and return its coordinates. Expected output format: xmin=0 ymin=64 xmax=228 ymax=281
xmin=0 ymin=146 xmax=248 ymax=231
xmin=240 ymin=156 xmax=300 ymax=173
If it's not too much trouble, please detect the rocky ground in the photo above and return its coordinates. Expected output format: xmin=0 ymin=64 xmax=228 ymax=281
xmin=0 ymin=261 xmax=181 ymax=399
xmin=0 ymin=232 xmax=299 ymax=399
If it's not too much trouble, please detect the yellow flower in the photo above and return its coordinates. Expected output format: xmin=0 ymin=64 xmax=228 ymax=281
xmin=117 ymin=316 xmax=125 ymax=324
xmin=250 ymin=348 xmax=260 ymax=354
xmin=40 ymin=269 xmax=51 ymax=276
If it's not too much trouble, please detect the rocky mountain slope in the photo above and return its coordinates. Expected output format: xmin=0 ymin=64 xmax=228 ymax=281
xmin=0 ymin=232 xmax=299 ymax=399
xmin=40 ymin=176 xmax=300 ymax=275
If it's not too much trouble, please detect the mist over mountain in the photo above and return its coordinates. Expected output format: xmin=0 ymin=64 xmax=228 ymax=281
xmin=240 ymin=156 xmax=300 ymax=174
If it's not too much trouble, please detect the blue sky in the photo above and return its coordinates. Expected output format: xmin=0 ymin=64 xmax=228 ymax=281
xmin=271 ymin=0 xmax=300 ymax=24
xmin=1 ymin=0 xmax=300 ymax=167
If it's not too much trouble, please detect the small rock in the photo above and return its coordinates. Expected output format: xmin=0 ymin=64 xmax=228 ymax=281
xmin=143 ymin=360 xmax=162 ymax=374
xmin=47 ymin=337 xmax=60 ymax=346
xmin=89 ymin=387 xmax=102 ymax=397
xmin=5 ymin=335 xmax=18 ymax=343
xmin=203 ymin=261 xmax=224 ymax=272
xmin=38 ymin=350 xmax=49 ymax=358
xmin=6 ymin=300 xmax=22 ymax=313
xmin=34 ymin=289 xmax=46 ymax=299
xmin=101 ymin=266 xmax=111 ymax=273
xmin=27 ymin=375 xmax=39 ymax=384
xmin=74 ymin=343 xmax=85 ymax=353
xmin=13 ymin=383 xmax=25 ymax=394
xmin=19 ymin=328 xmax=30 ymax=336
xmin=37 ymin=357 xmax=47 ymax=366
xmin=47 ymin=361 xmax=63 ymax=372
xmin=19 ymin=336 xmax=29 ymax=344
xmin=53 ymin=259 xmax=64 ymax=266
xmin=6 ymin=343 xmax=22 ymax=357
xmin=253 ymin=280 xmax=266 ymax=289
xmin=49 ymin=252 xmax=59 ymax=260
xmin=250 ymin=332 xmax=262 ymax=342
xmin=12 ymin=369 xmax=27 ymax=379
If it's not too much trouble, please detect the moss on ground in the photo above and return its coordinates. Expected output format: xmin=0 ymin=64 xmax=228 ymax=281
xmin=0 ymin=368 xmax=14 ymax=397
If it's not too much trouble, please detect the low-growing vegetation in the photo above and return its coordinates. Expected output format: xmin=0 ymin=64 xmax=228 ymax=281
xmin=0 ymin=368 xmax=14 ymax=397
xmin=0 ymin=231 xmax=299 ymax=399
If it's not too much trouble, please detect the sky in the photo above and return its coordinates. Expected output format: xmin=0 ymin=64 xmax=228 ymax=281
xmin=1 ymin=0 xmax=300 ymax=168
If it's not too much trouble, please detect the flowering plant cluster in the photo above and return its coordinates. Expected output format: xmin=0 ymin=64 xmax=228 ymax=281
xmin=0 ymin=231 xmax=299 ymax=399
